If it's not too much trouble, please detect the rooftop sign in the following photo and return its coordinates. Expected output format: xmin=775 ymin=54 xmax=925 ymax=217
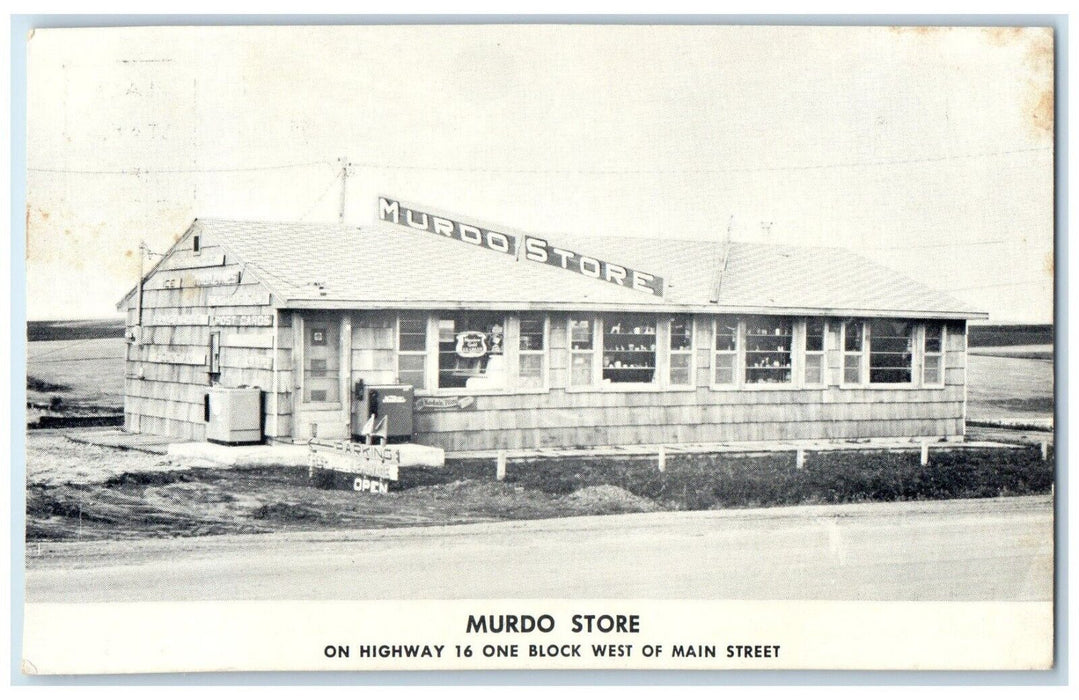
xmin=378 ymin=196 xmax=664 ymax=297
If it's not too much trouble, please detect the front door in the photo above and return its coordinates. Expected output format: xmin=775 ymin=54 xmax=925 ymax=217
xmin=294 ymin=314 xmax=350 ymax=440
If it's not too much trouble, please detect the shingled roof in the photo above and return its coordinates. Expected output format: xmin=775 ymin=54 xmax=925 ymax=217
xmin=123 ymin=218 xmax=986 ymax=319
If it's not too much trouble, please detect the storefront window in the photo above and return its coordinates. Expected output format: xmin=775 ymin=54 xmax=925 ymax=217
xmin=569 ymin=318 xmax=595 ymax=386
xmin=923 ymin=323 xmax=945 ymax=386
xmin=669 ymin=315 xmax=693 ymax=386
xmin=518 ymin=314 xmax=546 ymax=388
xmin=744 ymin=316 xmax=792 ymax=385
xmin=869 ymin=319 xmax=913 ymax=384
xmin=804 ymin=318 xmax=826 ymax=385
xmin=397 ymin=314 xmax=427 ymax=389
xmin=438 ymin=313 xmax=506 ymax=389
xmin=602 ymin=313 xmax=656 ymax=384
xmin=713 ymin=316 xmax=738 ymax=386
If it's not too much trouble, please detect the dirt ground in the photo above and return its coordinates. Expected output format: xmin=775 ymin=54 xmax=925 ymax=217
xmin=25 ymin=431 xmax=1052 ymax=543
xmin=24 ymin=434 xmax=658 ymax=541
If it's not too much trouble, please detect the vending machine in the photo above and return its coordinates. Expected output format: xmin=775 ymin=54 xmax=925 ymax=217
xmin=351 ymin=382 xmax=414 ymax=442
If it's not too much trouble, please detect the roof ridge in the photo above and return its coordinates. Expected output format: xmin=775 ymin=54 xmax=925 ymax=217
xmin=130 ymin=217 xmax=986 ymax=318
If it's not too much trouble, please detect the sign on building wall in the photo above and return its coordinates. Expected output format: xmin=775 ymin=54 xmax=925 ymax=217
xmin=150 ymin=269 xmax=243 ymax=290
xmin=378 ymin=196 xmax=664 ymax=297
xmin=414 ymin=396 xmax=477 ymax=412
xmin=144 ymin=347 xmax=208 ymax=366
xmin=209 ymin=314 xmax=274 ymax=327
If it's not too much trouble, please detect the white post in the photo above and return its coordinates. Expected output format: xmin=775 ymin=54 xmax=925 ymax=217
xmin=496 ymin=451 xmax=507 ymax=481
xmin=1041 ymin=440 xmax=1049 ymax=461
xmin=796 ymin=448 xmax=805 ymax=470
xmin=920 ymin=441 xmax=929 ymax=466
xmin=658 ymin=446 xmax=666 ymax=472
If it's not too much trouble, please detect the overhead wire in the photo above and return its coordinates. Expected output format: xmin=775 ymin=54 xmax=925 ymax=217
xmin=26 ymin=146 xmax=1049 ymax=178
xmin=27 ymin=159 xmax=335 ymax=175
xmin=298 ymin=170 xmax=344 ymax=221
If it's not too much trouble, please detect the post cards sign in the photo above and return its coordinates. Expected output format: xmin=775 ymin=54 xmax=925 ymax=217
xmin=378 ymin=196 xmax=664 ymax=297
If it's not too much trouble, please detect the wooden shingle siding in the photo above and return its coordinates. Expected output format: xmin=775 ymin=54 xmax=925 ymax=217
xmin=122 ymin=231 xmax=283 ymax=441
xmin=157 ymin=248 xmax=226 ymax=271
xmin=414 ymin=399 xmax=963 ymax=433
xmin=418 ymin=418 xmax=961 ymax=453
xmin=348 ymin=313 xmax=400 ymax=387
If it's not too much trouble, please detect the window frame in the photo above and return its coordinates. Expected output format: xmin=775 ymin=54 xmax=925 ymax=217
xmin=802 ymin=318 xmax=828 ymax=388
xmin=922 ymin=322 xmax=946 ymax=387
xmin=741 ymin=315 xmax=795 ymax=388
xmin=840 ymin=319 xmax=867 ymax=387
xmin=599 ymin=313 xmax=659 ymax=388
xmin=398 ymin=312 xmax=554 ymax=396
xmin=867 ymin=319 xmax=915 ymax=386
xmin=567 ymin=315 xmax=600 ymax=389
xmin=433 ymin=311 xmax=510 ymax=392
xmin=395 ymin=313 xmax=429 ymax=391
xmin=710 ymin=315 xmax=741 ymax=389
xmin=516 ymin=313 xmax=550 ymax=391
xmin=667 ymin=314 xmax=696 ymax=388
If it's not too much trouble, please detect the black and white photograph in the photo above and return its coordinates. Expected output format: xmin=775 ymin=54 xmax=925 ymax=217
xmin=17 ymin=21 xmax=1057 ymax=675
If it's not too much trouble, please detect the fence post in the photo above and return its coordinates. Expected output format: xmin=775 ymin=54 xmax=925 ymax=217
xmin=796 ymin=448 xmax=805 ymax=470
xmin=496 ymin=451 xmax=507 ymax=481
xmin=1041 ymin=440 xmax=1049 ymax=461
xmin=920 ymin=441 xmax=929 ymax=466
xmin=658 ymin=446 xmax=666 ymax=472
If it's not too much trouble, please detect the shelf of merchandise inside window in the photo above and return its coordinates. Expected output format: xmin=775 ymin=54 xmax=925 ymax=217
xmin=603 ymin=321 xmax=657 ymax=372
xmin=744 ymin=323 xmax=793 ymax=384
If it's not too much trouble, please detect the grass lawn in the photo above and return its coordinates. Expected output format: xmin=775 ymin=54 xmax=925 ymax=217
xmin=26 ymin=338 xmax=126 ymax=410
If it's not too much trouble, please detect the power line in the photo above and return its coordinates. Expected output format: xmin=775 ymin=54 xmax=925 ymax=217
xmin=343 ymin=146 xmax=1051 ymax=177
xmin=26 ymin=146 xmax=1049 ymax=179
xmin=298 ymin=170 xmax=343 ymax=221
xmin=27 ymin=159 xmax=335 ymax=176
xmin=245 ymin=260 xmax=307 ymax=292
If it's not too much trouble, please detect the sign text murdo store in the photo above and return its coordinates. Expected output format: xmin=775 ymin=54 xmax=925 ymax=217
xmin=378 ymin=197 xmax=664 ymax=297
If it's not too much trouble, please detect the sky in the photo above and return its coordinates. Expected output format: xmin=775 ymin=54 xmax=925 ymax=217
xmin=24 ymin=24 xmax=1055 ymax=323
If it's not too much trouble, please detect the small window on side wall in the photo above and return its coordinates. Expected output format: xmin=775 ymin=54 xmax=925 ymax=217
xmin=923 ymin=323 xmax=945 ymax=386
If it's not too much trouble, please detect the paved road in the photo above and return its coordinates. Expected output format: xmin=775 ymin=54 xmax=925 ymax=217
xmin=25 ymin=496 xmax=1053 ymax=602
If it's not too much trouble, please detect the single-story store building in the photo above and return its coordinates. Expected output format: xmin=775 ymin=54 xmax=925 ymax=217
xmin=118 ymin=197 xmax=986 ymax=452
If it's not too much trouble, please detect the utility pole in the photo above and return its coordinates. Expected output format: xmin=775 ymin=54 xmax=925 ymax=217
xmin=338 ymin=156 xmax=349 ymax=224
